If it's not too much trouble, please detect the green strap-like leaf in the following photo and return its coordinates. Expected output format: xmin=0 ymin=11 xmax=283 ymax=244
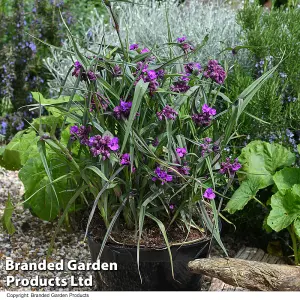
xmin=121 ymin=80 xmax=149 ymax=153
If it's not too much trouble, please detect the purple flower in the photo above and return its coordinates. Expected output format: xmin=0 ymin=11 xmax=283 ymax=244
xmin=141 ymin=48 xmax=150 ymax=53
xmin=176 ymin=147 xmax=187 ymax=158
xmin=74 ymin=61 xmax=82 ymax=69
xmin=169 ymin=204 xmax=175 ymax=211
xmin=72 ymin=61 xmax=82 ymax=77
xmin=177 ymin=164 xmax=190 ymax=175
xmin=192 ymin=113 xmax=211 ymax=127
xmin=28 ymin=42 xmax=37 ymax=53
xmin=220 ymin=158 xmax=241 ymax=175
xmin=203 ymin=60 xmax=226 ymax=84
xmin=157 ymin=105 xmax=178 ymax=121
xmin=113 ymin=100 xmax=132 ymax=120
xmin=120 ymin=153 xmax=131 ymax=165
xmin=199 ymin=137 xmax=214 ymax=157
xmin=129 ymin=44 xmax=139 ymax=50
xmin=202 ymin=104 xmax=216 ymax=116
xmin=181 ymin=43 xmax=194 ymax=54
xmin=177 ymin=36 xmax=186 ymax=43
xmin=108 ymin=137 xmax=119 ymax=151
xmin=184 ymin=62 xmax=201 ymax=75
xmin=192 ymin=104 xmax=216 ymax=127
xmin=70 ymin=125 xmax=79 ymax=137
xmin=136 ymin=62 xmax=149 ymax=73
xmin=173 ymin=162 xmax=190 ymax=176
xmin=171 ymin=81 xmax=190 ymax=93
xmin=156 ymin=69 xmax=165 ymax=79
xmin=180 ymin=75 xmax=190 ymax=82
xmin=0 ymin=121 xmax=7 ymax=135
xmin=152 ymin=167 xmax=173 ymax=185
xmin=147 ymin=70 xmax=157 ymax=81
xmin=70 ymin=125 xmax=91 ymax=145
xmin=88 ymin=135 xmax=118 ymax=160
xmin=152 ymin=137 xmax=159 ymax=147
xmin=90 ymin=93 xmax=109 ymax=112
xmin=203 ymin=188 xmax=216 ymax=200
xmin=16 ymin=121 xmax=24 ymax=131
xmin=113 ymin=65 xmax=122 ymax=76
xmin=87 ymin=70 xmax=97 ymax=81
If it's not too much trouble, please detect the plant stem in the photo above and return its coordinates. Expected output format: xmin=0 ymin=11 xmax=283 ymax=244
xmin=103 ymin=0 xmax=128 ymax=61
xmin=288 ymin=225 xmax=299 ymax=265
xmin=253 ymin=196 xmax=266 ymax=208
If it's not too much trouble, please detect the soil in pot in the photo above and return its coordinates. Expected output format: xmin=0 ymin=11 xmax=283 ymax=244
xmin=85 ymin=214 xmax=212 ymax=291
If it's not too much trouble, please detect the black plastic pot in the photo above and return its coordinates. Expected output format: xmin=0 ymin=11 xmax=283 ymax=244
xmin=87 ymin=237 xmax=211 ymax=291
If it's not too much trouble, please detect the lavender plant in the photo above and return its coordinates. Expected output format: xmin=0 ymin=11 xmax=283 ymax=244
xmin=0 ymin=0 xmax=88 ymax=142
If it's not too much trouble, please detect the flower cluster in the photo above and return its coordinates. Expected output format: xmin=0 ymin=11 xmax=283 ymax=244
xmin=184 ymin=62 xmax=201 ymax=76
xmin=152 ymin=167 xmax=173 ymax=185
xmin=120 ymin=153 xmax=130 ymax=165
xmin=174 ymin=163 xmax=190 ymax=176
xmin=176 ymin=147 xmax=187 ymax=158
xmin=157 ymin=105 xmax=178 ymax=121
xmin=72 ymin=61 xmax=97 ymax=82
xmin=134 ymin=61 xmax=164 ymax=95
xmin=70 ymin=125 xmax=91 ymax=145
xmin=219 ymin=158 xmax=241 ymax=176
xmin=113 ymin=100 xmax=132 ymax=120
xmin=113 ymin=65 xmax=122 ymax=77
xmin=170 ymin=76 xmax=190 ymax=93
xmin=192 ymin=104 xmax=216 ymax=127
xmin=203 ymin=60 xmax=226 ymax=84
xmin=88 ymin=135 xmax=119 ymax=160
xmin=120 ymin=153 xmax=136 ymax=172
xmin=199 ymin=137 xmax=219 ymax=157
xmin=129 ymin=43 xmax=150 ymax=54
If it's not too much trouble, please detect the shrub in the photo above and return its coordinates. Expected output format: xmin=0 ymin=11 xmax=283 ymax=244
xmin=223 ymin=3 xmax=300 ymax=151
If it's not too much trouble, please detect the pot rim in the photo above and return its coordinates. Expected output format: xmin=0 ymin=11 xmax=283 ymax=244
xmin=87 ymin=234 xmax=212 ymax=251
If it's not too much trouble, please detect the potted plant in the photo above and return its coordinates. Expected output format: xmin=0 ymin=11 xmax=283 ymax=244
xmin=0 ymin=1 xmax=280 ymax=291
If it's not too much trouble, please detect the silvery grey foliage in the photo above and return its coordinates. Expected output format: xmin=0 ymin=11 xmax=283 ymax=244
xmin=45 ymin=0 xmax=245 ymax=96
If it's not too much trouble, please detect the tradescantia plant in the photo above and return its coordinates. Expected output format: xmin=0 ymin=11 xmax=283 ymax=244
xmin=0 ymin=1 xmax=280 ymax=276
xmin=225 ymin=141 xmax=300 ymax=264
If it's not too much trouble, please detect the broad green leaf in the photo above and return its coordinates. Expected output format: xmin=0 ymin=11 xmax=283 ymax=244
xmin=19 ymin=156 xmax=74 ymax=221
xmin=225 ymin=141 xmax=295 ymax=214
xmin=0 ymin=130 xmax=39 ymax=170
xmin=267 ymin=185 xmax=300 ymax=232
xmin=238 ymin=141 xmax=295 ymax=187
xmin=1 ymin=194 xmax=15 ymax=235
xmin=31 ymin=92 xmax=83 ymax=106
xmin=225 ymin=176 xmax=262 ymax=213
xmin=273 ymin=168 xmax=300 ymax=192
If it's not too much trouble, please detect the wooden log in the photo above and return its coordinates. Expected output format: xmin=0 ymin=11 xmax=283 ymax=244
xmin=188 ymin=257 xmax=300 ymax=291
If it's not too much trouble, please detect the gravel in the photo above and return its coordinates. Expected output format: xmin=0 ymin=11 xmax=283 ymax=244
xmin=0 ymin=167 xmax=96 ymax=291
